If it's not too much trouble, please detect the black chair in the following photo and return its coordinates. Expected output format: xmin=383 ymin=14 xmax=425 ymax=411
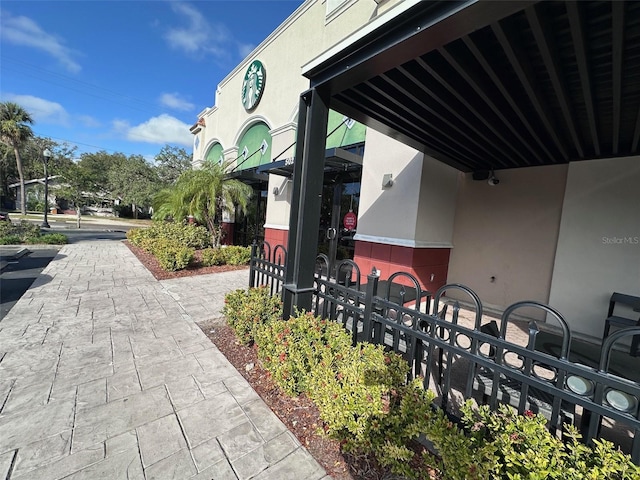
xmin=602 ymin=293 xmax=640 ymax=356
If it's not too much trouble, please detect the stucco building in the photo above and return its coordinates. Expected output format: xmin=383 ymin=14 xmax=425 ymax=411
xmin=192 ymin=0 xmax=640 ymax=342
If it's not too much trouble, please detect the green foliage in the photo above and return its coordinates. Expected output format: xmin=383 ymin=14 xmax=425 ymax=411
xmin=1 ymin=101 xmax=34 ymax=215
xmin=0 ymin=234 xmax=21 ymax=245
xmin=0 ymin=220 xmax=40 ymax=242
xmin=255 ymin=313 xmax=353 ymax=395
xmin=222 ymin=291 xmax=640 ymax=480
xmin=108 ymin=154 xmax=159 ymax=214
xmin=127 ymin=223 xmax=203 ymax=271
xmin=127 ymin=222 xmax=211 ymax=249
xmin=442 ymin=402 xmax=640 ymax=480
xmin=0 ymin=221 xmax=67 ymax=245
xmin=152 ymin=159 xmax=252 ymax=246
xmin=201 ymin=247 xmax=226 ymax=266
xmin=150 ymin=238 xmax=194 ymax=271
xmin=221 ymin=245 xmax=251 ymax=265
xmin=154 ymin=145 xmax=192 ymax=185
xmin=222 ymin=287 xmax=282 ymax=345
xmin=33 ymin=233 xmax=67 ymax=245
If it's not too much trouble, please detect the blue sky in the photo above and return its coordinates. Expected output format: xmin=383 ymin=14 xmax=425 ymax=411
xmin=0 ymin=0 xmax=302 ymax=160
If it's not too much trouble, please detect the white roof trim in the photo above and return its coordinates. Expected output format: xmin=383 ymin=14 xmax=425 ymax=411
xmin=302 ymin=0 xmax=422 ymax=74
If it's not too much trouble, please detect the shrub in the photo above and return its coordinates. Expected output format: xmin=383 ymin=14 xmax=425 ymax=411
xmin=447 ymin=402 xmax=640 ymax=480
xmin=0 ymin=221 xmax=43 ymax=244
xmin=27 ymin=233 xmax=67 ymax=245
xmin=127 ymin=222 xmax=211 ymax=249
xmin=255 ymin=312 xmax=353 ymax=395
xmin=222 ymin=287 xmax=282 ymax=344
xmin=201 ymin=247 xmax=226 ymax=266
xmin=222 ymin=290 xmax=640 ymax=480
xmin=0 ymin=234 xmax=21 ymax=245
xmin=222 ymin=245 xmax=251 ymax=265
xmin=151 ymin=238 xmax=194 ymax=271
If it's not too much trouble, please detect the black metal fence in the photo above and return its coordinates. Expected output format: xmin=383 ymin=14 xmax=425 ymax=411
xmin=249 ymin=241 xmax=640 ymax=463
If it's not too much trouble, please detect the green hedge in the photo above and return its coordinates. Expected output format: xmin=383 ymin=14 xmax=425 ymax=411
xmin=0 ymin=221 xmax=66 ymax=245
xmin=127 ymin=221 xmax=210 ymax=250
xmin=127 ymin=223 xmax=251 ymax=272
xmin=223 ymin=288 xmax=640 ymax=480
xmin=201 ymin=246 xmax=251 ymax=267
xmin=222 ymin=287 xmax=282 ymax=344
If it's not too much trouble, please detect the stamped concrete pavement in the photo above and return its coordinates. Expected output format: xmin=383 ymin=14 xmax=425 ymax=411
xmin=0 ymin=241 xmax=328 ymax=480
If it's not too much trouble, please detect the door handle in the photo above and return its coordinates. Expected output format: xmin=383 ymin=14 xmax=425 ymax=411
xmin=326 ymin=228 xmax=337 ymax=240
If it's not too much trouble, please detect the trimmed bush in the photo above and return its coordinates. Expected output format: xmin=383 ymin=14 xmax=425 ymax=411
xmin=222 ymin=245 xmax=251 ymax=265
xmin=127 ymin=222 xmax=210 ymax=249
xmin=201 ymin=247 xmax=226 ymax=266
xmin=0 ymin=221 xmax=67 ymax=245
xmin=0 ymin=234 xmax=21 ymax=245
xmin=151 ymin=238 xmax=194 ymax=271
xmin=28 ymin=233 xmax=67 ymax=245
xmin=222 ymin=286 xmax=282 ymax=344
xmin=255 ymin=313 xmax=353 ymax=395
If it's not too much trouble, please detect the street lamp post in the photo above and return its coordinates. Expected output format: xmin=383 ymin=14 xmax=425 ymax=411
xmin=41 ymin=148 xmax=51 ymax=228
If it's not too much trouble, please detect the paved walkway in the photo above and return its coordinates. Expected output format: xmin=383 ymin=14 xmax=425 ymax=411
xmin=0 ymin=242 xmax=328 ymax=480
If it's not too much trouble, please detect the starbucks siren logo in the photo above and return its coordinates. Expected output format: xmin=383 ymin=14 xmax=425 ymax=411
xmin=242 ymin=60 xmax=266 ymax=111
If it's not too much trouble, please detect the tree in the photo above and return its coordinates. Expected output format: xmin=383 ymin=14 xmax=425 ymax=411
xmin=0 ymin=102 xmax=34 ymax=215
xmin=152 ymin=159 xmax=253 ymax=246
xmin=109 ymin=155 xmax=158 ymax=218
xmin=58 ymin=162 xmax=99 ymax=228
xmin=154 ymin=145 xmax=192 ymax=185
xmin=77 ymin=151 xmax=126 ymax=189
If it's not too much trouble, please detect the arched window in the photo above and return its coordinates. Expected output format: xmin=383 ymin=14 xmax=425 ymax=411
xmin=205 ymin=142 xmax=224 ymax=165
xmin=236 ymin=122 xmax=272 ymax=170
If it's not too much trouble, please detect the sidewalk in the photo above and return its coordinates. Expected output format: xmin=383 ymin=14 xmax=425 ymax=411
xmin=0 ymin=241 xmax=328 ymax=480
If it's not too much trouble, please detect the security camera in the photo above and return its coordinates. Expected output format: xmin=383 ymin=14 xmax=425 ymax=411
xmin=487 ymin=171 xmax=499 ymax=186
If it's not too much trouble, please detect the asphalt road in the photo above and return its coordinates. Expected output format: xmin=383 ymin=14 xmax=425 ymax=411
xmin=0 ymin=248 xmax=59 ymax=320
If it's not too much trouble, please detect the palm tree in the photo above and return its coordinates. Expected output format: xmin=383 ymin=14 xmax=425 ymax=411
xmin=0 ymin=102 xmax=34 ymax=215
xmin=153 ymin=159 xmax=253 ymax=246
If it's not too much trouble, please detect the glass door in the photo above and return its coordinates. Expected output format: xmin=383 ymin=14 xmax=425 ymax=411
xmin=317 ymin=179 xmax=360 ymax=279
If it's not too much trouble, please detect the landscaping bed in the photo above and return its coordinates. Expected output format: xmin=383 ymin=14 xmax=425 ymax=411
xmin=124 ymin=241 xmax=248 ymax=280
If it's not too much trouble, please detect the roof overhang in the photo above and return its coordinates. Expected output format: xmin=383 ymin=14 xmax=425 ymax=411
xmin=256 ymin=146 xmax=363 ymax=178
xmin=226 ymin=168 xmax=269 ymax=186
xmin=303 ymin=1 xmax=640 ymax=172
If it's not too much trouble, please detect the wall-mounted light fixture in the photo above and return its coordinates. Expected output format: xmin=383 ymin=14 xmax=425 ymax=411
xmin=273 ymin=178 xmax=290 ymax=196
xmin=382 ymin=173 xmax=394 ymax=188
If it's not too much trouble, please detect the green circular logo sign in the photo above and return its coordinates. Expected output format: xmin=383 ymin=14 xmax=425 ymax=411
xmin=241 ymin=60 xmax=266 ymax=111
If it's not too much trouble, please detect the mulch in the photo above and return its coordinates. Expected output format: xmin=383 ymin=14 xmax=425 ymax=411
xmin=127 ymin=241 xmax=434 ymax=480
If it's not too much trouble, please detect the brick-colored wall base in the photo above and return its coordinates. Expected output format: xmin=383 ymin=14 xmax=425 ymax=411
xmin=221 ymin=222 xmax=234 ymax=246
xmin=353 ymin=241 xmax=450 ymax=294
xmin=264 ymin=228 xmax=288 ymax=250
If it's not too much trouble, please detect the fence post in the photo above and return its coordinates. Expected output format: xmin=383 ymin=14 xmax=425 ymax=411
xmin=249 ymin=241 xmax=258 ymax=289
xmin=361 ymin=268 xmax=380 ymax=342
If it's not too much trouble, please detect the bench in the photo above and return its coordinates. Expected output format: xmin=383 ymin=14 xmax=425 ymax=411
xmin=603 ymin=292 xmax=640 ymax=356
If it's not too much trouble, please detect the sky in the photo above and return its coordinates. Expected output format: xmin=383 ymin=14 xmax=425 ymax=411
xmin=0 ymin=0 xmax=302 ymax=161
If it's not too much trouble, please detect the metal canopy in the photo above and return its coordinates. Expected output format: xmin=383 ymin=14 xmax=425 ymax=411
xmin=256 ymin=146 xmax=363 ymax=178
xmin=303 ymin=0 xmax=640 ymax=173
xmin=226 ymin=168 xmax=269 ymax=186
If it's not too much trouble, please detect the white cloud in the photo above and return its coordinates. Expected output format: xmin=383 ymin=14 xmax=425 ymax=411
xmin=164 ymin=2 xmax=231 ymax=59
xmin=159 ymin=92 xmax=195 ymax=111
xmin=6 ymin=94 xmax=70 ymax=126
xmin=77 ymin=115 xmax=101 ymax=128
xmin=122 ymin=114 xmax=192 ymax=147
xmin=0 ymin=12 xmax=81 ymax=73
xmin=238 ymin=42 xmax=255 ymax=60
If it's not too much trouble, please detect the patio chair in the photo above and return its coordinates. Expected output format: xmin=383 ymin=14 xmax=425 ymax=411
xmin=602 ymin=292 xmax=640 ymax=356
